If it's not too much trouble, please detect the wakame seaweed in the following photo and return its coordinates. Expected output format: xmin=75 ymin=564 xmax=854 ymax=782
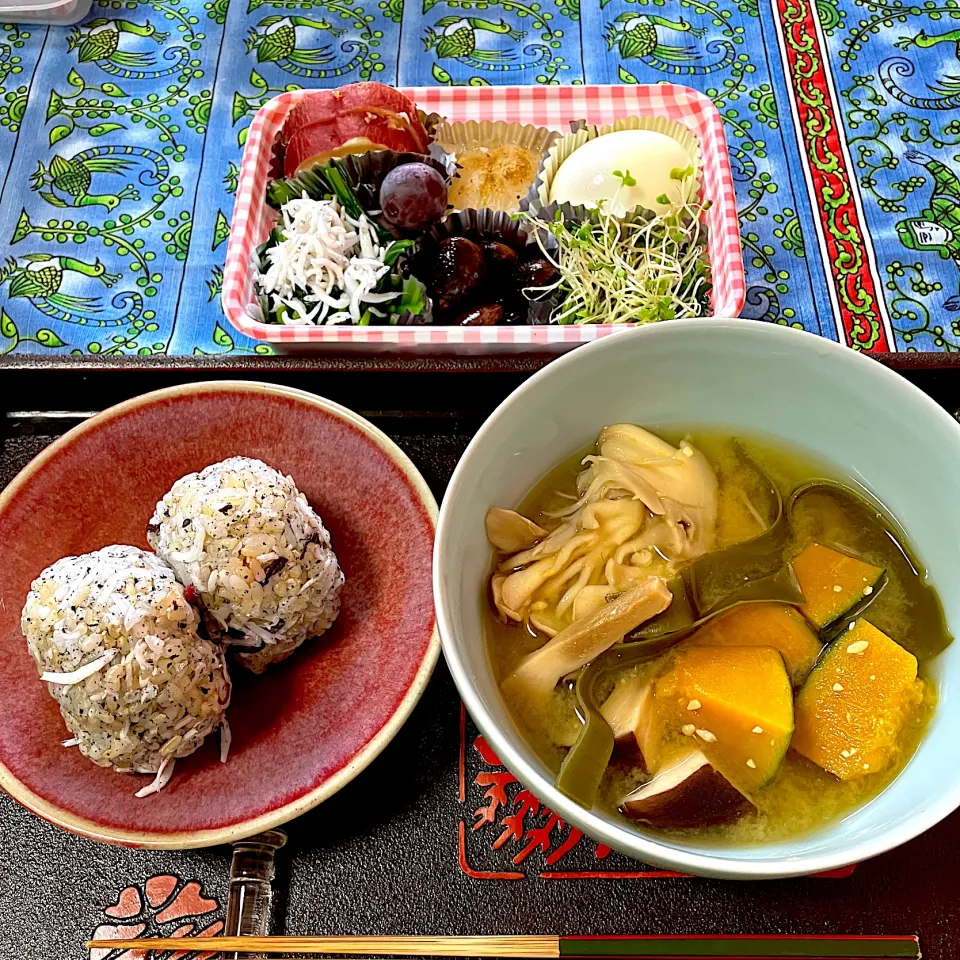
xmin=557 ymin=637 xmax=685 ymax=807
xmin=688 ymin=441 xmax=788 ymax=615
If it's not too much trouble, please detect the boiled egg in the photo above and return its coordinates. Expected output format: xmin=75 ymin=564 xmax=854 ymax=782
xmin=548 ymin=128 xmax=695 ymax=216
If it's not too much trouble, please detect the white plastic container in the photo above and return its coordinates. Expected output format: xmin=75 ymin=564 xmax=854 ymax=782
xmin=223 ymin=84 xmax=745 ymax=354
xmin=0 ymin=0 xmax=92 ymax=25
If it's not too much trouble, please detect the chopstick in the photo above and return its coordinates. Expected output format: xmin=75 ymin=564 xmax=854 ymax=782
xmin=84 ymin=933 xmax=921 ymax=958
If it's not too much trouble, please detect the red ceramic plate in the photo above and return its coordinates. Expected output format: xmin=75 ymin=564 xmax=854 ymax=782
xmin=0 ymin=382 xmax=438 ymax=848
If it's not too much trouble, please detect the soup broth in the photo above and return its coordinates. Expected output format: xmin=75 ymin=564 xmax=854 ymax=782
xmin=485 ymin=428 xmax=949 ymax=844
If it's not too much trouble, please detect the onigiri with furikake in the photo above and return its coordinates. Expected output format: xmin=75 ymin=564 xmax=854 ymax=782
xmin=147 ymin=456 xmax=344 ymax=673
xmin=21 ymin=545 xmax=231 ymax=797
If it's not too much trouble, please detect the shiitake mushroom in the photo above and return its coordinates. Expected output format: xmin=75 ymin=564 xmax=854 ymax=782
xmin=513 ymin=257 xmax=559 ymax=293
xmin=456 ymin=303 xmax=502 ymax=326
xmin=620 ymin=752 xmax=755 ymax=828
xmin=426 ymin=233 xmax=556 ymax=323
xmin=481 ymin=241 xmax=519 ymax=275
xmin=496 ymin=297 xmax=527 ymax=325
xmin=431 ymin=236 xmax=486 ymax=313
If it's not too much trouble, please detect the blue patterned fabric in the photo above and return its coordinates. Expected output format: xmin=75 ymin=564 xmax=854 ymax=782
xmin=0 ymin=0 xmax=958 ymax=355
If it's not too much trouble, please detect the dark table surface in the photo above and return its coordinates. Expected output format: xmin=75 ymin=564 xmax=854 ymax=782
xmin=3 ymin=361 xmax=960 ymax=960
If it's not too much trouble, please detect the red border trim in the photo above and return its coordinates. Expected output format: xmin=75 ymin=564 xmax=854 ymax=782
xmin=458 ymin=706 xmax=858 ymax=881
xmin=459 ymin=702 xmax=467 ymax=804
xmin=774 ymin=0 xmax=890 ymax=351
xmin=458 ymin=822 xmax=525 ymax=881
xmin=542 ymin=870 xmax=688 ymax=879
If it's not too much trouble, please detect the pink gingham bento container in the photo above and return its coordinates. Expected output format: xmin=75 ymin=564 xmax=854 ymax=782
xmin=222 ymin=84 xmax=745 ymax=354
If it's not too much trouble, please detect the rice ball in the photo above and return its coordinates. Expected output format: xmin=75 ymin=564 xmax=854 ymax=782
xmin=147 ymin=457 xmax=344 ymax=674
xmin=21 ymin=545 xmax=230 ymax=796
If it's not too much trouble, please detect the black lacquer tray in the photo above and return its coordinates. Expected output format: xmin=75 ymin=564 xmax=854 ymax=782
xmin=3 ymin=355 xmax=960 ymax=960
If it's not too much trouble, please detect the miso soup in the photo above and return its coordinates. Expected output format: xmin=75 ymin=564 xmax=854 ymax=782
xmin=484 ymin=425 xmax=950 ymax=844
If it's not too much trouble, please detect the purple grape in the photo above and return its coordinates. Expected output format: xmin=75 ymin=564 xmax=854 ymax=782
xmin=379 ymin=163 xmax=448 ymax=232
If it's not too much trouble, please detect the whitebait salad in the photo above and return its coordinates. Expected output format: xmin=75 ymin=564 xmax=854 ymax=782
xmin=255 ymin=195 xmax=419 ymax=326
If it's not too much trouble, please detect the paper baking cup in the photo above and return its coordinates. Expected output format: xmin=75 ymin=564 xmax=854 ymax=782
xmin=419 ymin=207 xmax=561 ymax=325
xmin=435 ymin=120 xmax=560 ymax=213
xmin=522 ymin=200 xmax=712 ymax=325
xmin=435 ymin=120 xmax=559 ymax=158
xmin=526 ymin=115 xmax=702 ymax=218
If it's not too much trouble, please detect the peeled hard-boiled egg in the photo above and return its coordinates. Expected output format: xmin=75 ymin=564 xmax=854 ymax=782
xmin=548 ymin=128 xmax=695 ymax=216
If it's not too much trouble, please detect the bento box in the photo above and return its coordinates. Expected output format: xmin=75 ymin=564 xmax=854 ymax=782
xmin=0 ymin=0 xmax=92 ymax=25
xmin=222 ymin=84 xmax=745 ymax=354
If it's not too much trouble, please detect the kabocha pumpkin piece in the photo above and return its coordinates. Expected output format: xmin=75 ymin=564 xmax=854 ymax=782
xmin=788 ymin=482 xmax=951 ymax=657
xmin=621 ymin=750 xmax=756 ymax=827
xmin=792 ymin=619 xmax=924 ymax=780
xmin=791 ymin=542 xmax=884 ymax=632
xmin=654 ymin=645 xmax=794 ymax=794
xmin=690 ymin=603 xmax=823 ymax=686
